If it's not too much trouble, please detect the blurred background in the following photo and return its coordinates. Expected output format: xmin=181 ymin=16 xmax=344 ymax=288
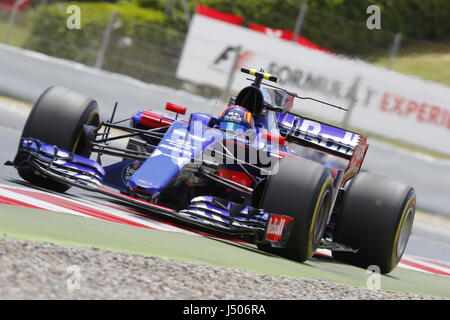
xmin=0 ymin=0 xmax=449 ymax=217
xmin=1 ymin=0 xmax=449 ymax=98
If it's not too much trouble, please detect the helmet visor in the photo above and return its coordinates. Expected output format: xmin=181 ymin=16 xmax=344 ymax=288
xmin=219 ymin=121 xmax=246 ymax=132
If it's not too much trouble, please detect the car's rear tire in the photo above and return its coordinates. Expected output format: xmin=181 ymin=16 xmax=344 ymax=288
xmin=15 ymin=86 xmax=100 ymax=193
xmin=332 ymin=172 xmax=416 ymax=274
xmin=257 ymin=157 xmax=333 ymax=262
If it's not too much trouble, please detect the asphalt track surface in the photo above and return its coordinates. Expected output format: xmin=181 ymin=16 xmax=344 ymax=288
xmin=0 ymin=101 xmax=449 ymax=298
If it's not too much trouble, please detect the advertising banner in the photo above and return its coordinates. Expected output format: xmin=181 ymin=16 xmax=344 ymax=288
xmin=176 ymin=13 xmax=450 ymax=154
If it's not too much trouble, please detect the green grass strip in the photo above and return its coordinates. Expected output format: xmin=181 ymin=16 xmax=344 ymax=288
xmin=0 ymin=204 xmax=449 ymax=298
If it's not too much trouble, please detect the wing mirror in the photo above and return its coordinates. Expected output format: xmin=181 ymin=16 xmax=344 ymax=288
xmin=166 ymin=102 xmax=187 ymax=119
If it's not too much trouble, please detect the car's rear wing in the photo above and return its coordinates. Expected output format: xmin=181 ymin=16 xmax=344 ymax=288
xmin=278 ymin=112 xmax=369 ymax=185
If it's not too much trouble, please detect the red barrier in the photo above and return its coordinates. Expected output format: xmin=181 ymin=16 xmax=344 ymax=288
xmin=195 ymin=5 xmax=332 ymax=54
xmin=196 ymin=4 xmax=244 ymax=25
xmin=249 ymin=23 xmax=333 ymax=54
xmin=0 ymin=0 xmax=30 ymax=11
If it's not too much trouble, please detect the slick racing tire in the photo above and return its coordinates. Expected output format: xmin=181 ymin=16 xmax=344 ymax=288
xmin=257 ymin=157 xmax=333 ymax=262
xmin=16 ymin=86 xmax=100 ymax=193
xmin=332 ymin=172 xmax=416 ymax=274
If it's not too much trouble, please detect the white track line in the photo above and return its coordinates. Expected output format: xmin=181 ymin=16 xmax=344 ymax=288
xmin=403 ymin=255 xmax=450 ymax=275
xmin=409 ymin=255 xmax=450 ymax=268
xmin=63 ymin=193 xmax=197 ymax=235
xmin=398 ymin=262 xmax=432 ymax=274
xmin=0 ymin=187 xmax=91 ymax=219
xmin=315 ymin=248 xmax=439 ymax=275
xmin=0 ymin=183 xmax=198 ymax=235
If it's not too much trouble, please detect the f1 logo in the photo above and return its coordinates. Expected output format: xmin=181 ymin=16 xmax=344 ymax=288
xmin=212 ymin=46 xmax=252 ymax=70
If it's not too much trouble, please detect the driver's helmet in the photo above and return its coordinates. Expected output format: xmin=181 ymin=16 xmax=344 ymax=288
xmin=218 ymin=106 xmax=253 ymax=133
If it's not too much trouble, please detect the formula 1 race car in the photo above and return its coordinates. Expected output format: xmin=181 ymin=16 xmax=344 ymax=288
xmin=6 ymin=67 xmax=416 ymax=273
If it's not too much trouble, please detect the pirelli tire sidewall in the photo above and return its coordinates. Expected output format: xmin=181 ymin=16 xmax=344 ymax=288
xmin=16 ymin=86 xmax=100 ymax=192
xmin=332 ymin=172 xmax=416 ymax=274
xmin=258 ymin=156 xmax=333 ymax=262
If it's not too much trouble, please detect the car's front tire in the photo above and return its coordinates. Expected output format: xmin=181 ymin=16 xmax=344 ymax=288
xmin=14 ymin=86 xmax=100 ymax=193
xmin=257 ymin=156 xmax=333 ymax=262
